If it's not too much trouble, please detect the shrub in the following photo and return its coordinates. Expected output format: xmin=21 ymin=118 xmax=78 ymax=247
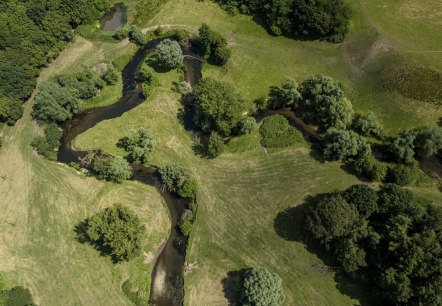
xmin=349 ymin=155 xmax=388 ymax=182
xmin=259 ymin=115 xmax=302 ymax=148
xmin=31 ymin=123 xmax=62 ymax=160
xmin=254 ymin=96 xmax=268 ymax=111
xmin=113 ymin=26 xmax=130 ymax=40
xmin=93 ymin=156 xmax=133 ymax=183
xmin=207 ymin=132 xmax=225 ymax=158
xmin=139 ymin=64 xmax=159 ymax=85
xmin=322 ymin=129 xmax=371 ymax=161
xmin=128 ymin=25 xmax=146 ymax=45
xmin=198 ymin=23 xmax=231 ymax=66
xmin=240 ymin=267 xmax=284 ymax=306
xmin=103 ymin=65 xmax=119 ymax=85
xmin=84 ymin=204 xmax=145 ymax=262
xmin=238 ymin=117 xmax=257 ymax=135
xmin=268 ymin=78 xmax=301 ymax=109
xmin=3 ymin=286 xmax=35 ymax=306
xmin=158 ymin=164 xmax=198 ymax=198
xmin=387 ymin=163 xmax=420 ymax=186
xmin=351 ymin=112 xmax=384 ymax=138
xmin=192 ymin=78 xmax=246 ymax=135
xmin=155 ymin=39 xmax=184 ymax=70
xmin=174 ymin=81 xmax=192 ymax=95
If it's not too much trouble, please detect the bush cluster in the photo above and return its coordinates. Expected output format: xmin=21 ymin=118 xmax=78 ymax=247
xmin=117 ymin=129 xmax=156 ymax=164
xmin=31 ymin=123 xmax=63 ymax=160
xmin=259 ymin=115 xmax=303 ymax=148
xmin=158 ymin=164 xmax=198 ymax=199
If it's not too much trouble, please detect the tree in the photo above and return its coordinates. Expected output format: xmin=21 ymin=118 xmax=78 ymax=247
xmin=158 ymin=164 xmax=198 ymax=198
xmin=241 ymin=267 xmax=284 ymax=306
xmin=299 ymin=75 xmax=353 ymax=131
xmin=85 ymin=204 xmax=145 ymax=262
xmin=342 ymin=184 xmax=379 ymax=218
xmin=207 ymin=132 xmax=225 ymax=158
xmin=349 ymin=155 xmax=388 ymax=182
xmin=32 ymin=81 xmax=79 ymax=122
xmin=387 ymin=163 xmax=420 ymax=186
xmin=93 ymin=156 xmax=133 ymax=183
xmin=102 ymin=64 xmax=119 ymax=85
xmin=390 ymin=130 xmax=416 ymax=163
xmin=352 ymin=112 xmax=384 ymax=138
xmin=413 ymin=125 xmax=442 ymax=158
xmin=259 ymin=114 xmax=303 ymax=148
xmin=192 ymin=78 xmax=246 ymax=135
xmin=198 ymin=23 xmax=231 ymax=66
xmin=322 ymin=129 xmax=371 ymax=161
xmin=117 ymin=129 xmax=156 ymax=164
xmin=155 ymin=39 xmax=183 ymax=70
xmin=268 ymin=78 xmax=301 ymax=109
xmin=305 ymin=192 xmax=359 ymax=242
xmin=238 ymin=117 xmax=257 ymax=135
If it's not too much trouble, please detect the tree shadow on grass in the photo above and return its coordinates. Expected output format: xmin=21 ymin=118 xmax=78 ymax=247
xmin=273 ymin=197 xmax=373 ymax=306
xmin=221 ymin=268 xmax=248 ymax=306
xmin=74 ymin=219 xmax=115 ymax=263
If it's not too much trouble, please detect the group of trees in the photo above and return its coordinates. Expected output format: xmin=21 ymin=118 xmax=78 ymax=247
xmin=198 ymin=23 xmax=231 ymax=66
xmin=33 ymin=69 xmax=108 ymax=123
xmin=0 ymin=0 xmax=116 ymax=125
xmin=80 ymin=204 xmax=145 ymax=262
xmin=305 ymin=184 xmax=442 ymax=305
xmin=117 ymin=129 xmax=156 ymax=164
xmin=215 ymin=0 xmax=351 ymax=42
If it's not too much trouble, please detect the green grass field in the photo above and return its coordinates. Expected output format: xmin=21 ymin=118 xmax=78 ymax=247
xmin=1 ymin=0 xmax=442 ymax=305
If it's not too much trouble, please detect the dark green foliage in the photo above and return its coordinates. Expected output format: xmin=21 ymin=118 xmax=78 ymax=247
xmin=305 ymin=192 xmax=360 ymax=243
xmin=215 ymin=0 xmax=350 ymax=43
xmin=57 ymin=70 xmax=104 ymax=100
xmin=298 ymin=75 xmax=354 ymax=131
xmin=387 ymin=162 xmax=420 ymax=186
xmin=342 ymin=185 xmax=379 ymax=218
xmin=351 ymin=112 xmax=384 ymax=139
xmin=139 ymin=63 xmax=159 ymax=97
xmin=348 ymin=155 xmax=388 ymax=182
xmin=254 ymin=96 xmax=268 ymax=111
xmin=179 ymin=210 xmax=195 ymax=236
xmin=240 ymin=267 xmax=284 ymax=306
xmin=0 ymin=0 xmax=115 ymax=124
xmin=158 ymin=164 xmax=198 ymax=198
xmin=155 ymin=39 xmax=184 ymax=70
xmin=268 ymin=78 xmax=301 ymax=110
xmin=383 ymin=66 xmax=442 ymax=104
xmin=113 ymin=26 xmax=130 ymax=40
xmin=322 ymin=129 xmax=371 ymax=161
xmin=2 ymin=286 xmax=36 ymax=306
xmin=304 ymin=184 xmax=442 ymax=304
xmin=198 ymin=24 xmax=231 ymax=66
xmin=207 ymin=132 xmax=225 ymax=158
xmin=84 ymin=204 xmax=145 ymax=262
xmin=0 ymin=95 xmax=23 ymax=125
xmin=31 ymin=123 xmax=63 ymax=160
xmin=259 ymin=115 xmax=302 ymax=148
xmin=391 ymin=125 xmax=442 ymax=162
xmin=192 ymin=78 xmax=246 ymax=135
xmin=93 ymin=156 xmax=133 ymax=183
xmin=102 ymin=65 xmax=119 ymax=85
xmin=117 ymin=129 xmax=156 ymax=164
xmin=128 ymin=25 xmax=146 ymax=45
xmin=33 ymin=82 xmax=79 ymax=123
xmin=238 ymin=117 xmax=257 ymax=135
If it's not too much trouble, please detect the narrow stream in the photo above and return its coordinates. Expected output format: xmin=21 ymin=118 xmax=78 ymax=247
xmin=57 ymin=39 xmax=201 ymax=306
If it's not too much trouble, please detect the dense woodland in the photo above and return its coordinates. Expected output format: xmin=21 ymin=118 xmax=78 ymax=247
xmin=215 ymin=0 xmax=351 ymax=42
xmin=0 ymin=0 xmax=116 ymax=125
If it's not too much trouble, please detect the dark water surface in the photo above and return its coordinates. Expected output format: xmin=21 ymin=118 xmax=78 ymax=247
xmin=100 ymin=3 xmax=128 ymax=31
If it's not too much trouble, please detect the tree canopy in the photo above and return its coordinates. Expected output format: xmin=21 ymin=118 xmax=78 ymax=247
xmin=117 ymin=129 xmax=156 ymax=164
xmin=322 ymin=129 xmax=371 ymax=161
xmin=158 ymin=164 xmax=197 ymax=198
xmin=241 ymin=267 xmax=285 ymax=306
xmin=84 ymin=204 xmax=145 ymax=262
xmin=192 ymin=78 xmax=246 ymax=135
xmin=198 ymin=23 xmax=231 ymax=66
xmin=155 ymin=39 xmax=184 ymax=70
xmin=93 ymin=156 xmax=133 ymax=183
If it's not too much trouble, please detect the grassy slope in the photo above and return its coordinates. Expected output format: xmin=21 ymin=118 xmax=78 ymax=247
xmin=75 ymin=0 xmax=442 ymax=305
xmin=0 ymin=37 xmax=170 ymax=305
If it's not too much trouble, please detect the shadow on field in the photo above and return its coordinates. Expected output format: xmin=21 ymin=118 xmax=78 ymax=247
xmin=221 ymin=269 xmax=248 ymax=306
xmin=273 ymin=197 xmax=373 ymax=306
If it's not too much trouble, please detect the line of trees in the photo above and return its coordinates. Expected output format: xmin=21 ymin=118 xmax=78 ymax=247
xmin=0 ymin=0 xmax=117 ymax=125
xmin=215 ymin=0 xmax=351 ymax=42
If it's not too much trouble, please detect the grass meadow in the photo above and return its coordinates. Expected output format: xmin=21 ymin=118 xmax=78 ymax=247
xmin=1 ymin=0 xmax=442 ymax=305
